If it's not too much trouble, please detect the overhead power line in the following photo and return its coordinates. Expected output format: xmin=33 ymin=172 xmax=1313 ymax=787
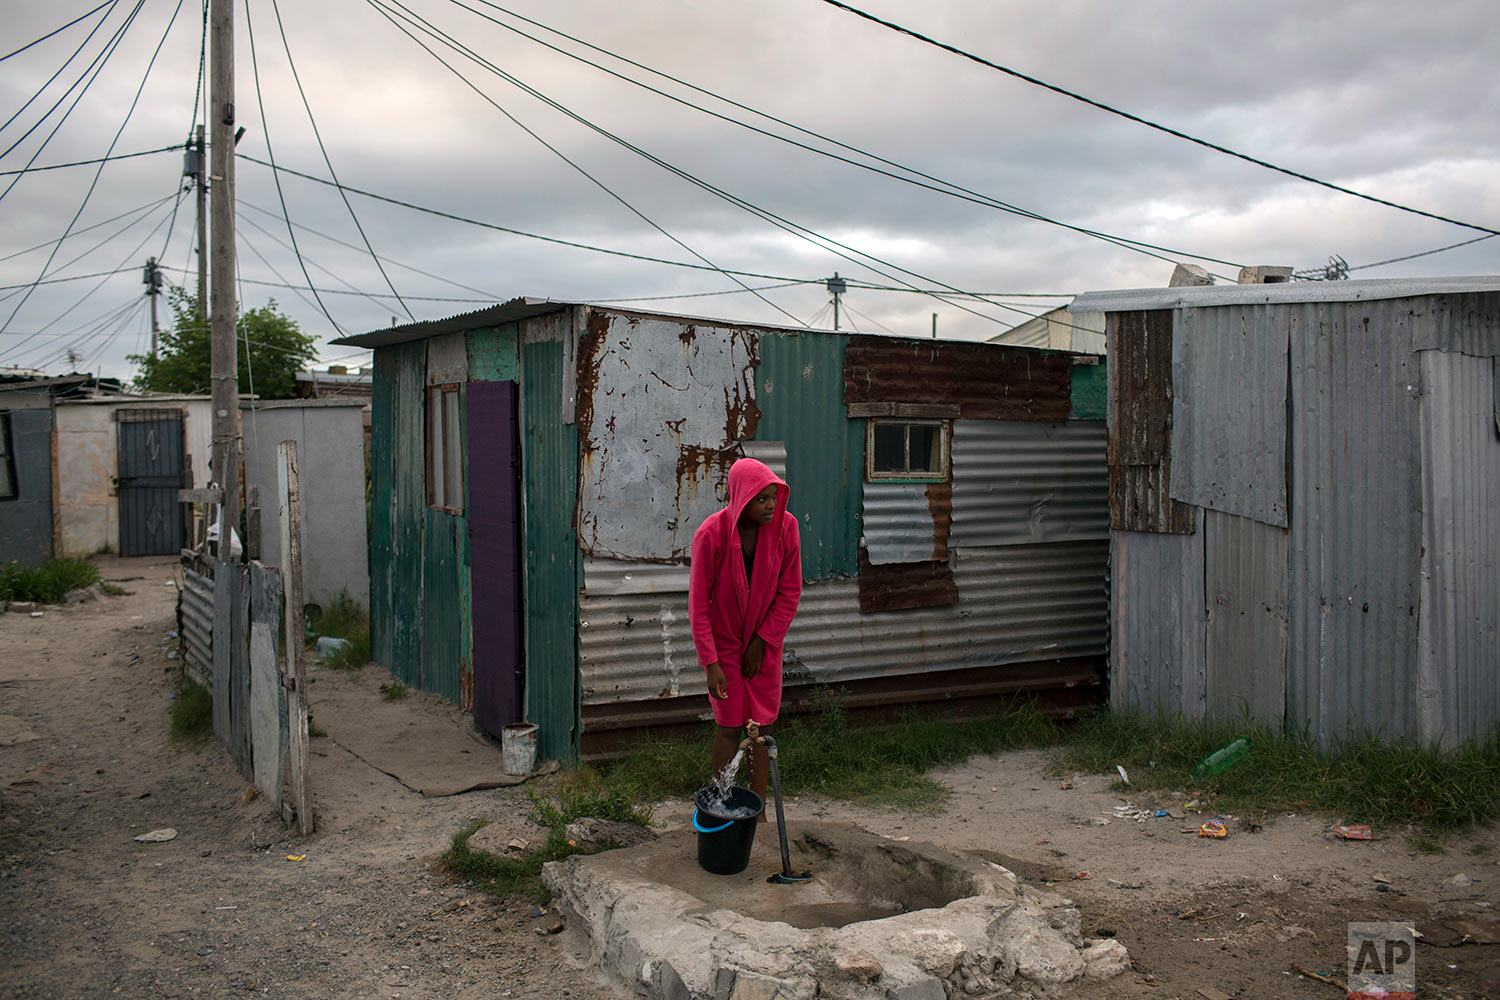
xmin=374 ymin=0 xmax=1026 ymax=330
xmin=243 ymin=0 xmax=346 ymax=336
xmin=1 ymin=0 xmax=179 ymax=343
xmin=367 ymin=0 xmax=810 ymax=328
xmin=0 ymin=0 xmax=135 ymax=184
xmin=453 ymin=1 xmax=1243 ymax=272
xmin=0 ymin=144 xmax=185 ymax=176
xmin=266 ymin=0 xmax=414 ymax=320
xmin=1 ymin=1 xmax=115 ymax=62
xmin=236 ymin=159 xmax=809 ymax=283
xmin=815 ymin=0 xmax=1500 ymax=238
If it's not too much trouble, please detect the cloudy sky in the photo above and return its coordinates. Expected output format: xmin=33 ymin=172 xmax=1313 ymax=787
xmin=2 ymin=0 xmax=1497 ymax=378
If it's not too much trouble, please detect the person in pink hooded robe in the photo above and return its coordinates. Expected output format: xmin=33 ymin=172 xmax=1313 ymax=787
xmin=688 ymin=457 xmax=802 ymax=815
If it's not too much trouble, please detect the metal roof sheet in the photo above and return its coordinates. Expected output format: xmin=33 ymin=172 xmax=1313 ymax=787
xmin=1070 ymin=276 xmax=1500 ymax=314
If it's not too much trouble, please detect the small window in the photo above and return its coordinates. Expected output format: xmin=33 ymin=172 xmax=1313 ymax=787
xmin=426 ymin=384 xmax=464 ymax=512
xmin=866 ymin=418 xmax=949 ymax=482
xmin=0 ymin=411 xmax=14 ymax=500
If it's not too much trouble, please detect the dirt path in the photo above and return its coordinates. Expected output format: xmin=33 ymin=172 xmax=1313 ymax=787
xmin=3 ymin=555 xmax=1498 ymax=999
xmin=1 ymin=556 xmax=614 ymax=1000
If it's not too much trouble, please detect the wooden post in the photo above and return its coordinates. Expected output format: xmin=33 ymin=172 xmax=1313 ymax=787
xmin=209 ymin=0 xmax=240 ymax=564
xmin=245 ymin=484 xmax=260 ymax=561
xmin=277 ymin=440 xmax=313 ymax=834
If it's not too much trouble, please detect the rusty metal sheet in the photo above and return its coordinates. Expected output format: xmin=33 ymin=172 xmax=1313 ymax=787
xmin=425 ymin=332 xmax=468 ymax=385
xmin=1286 ymin=300 xmax=1423 ymax=747
xmin=578 ymin=541 xmax=1108 ymax=706
xmin=574 ymin=310 xmax=759 ymax=561
xmin=1110 ymin=520 xmax=1206 ymax=719
xmin=582 ymin=557 xmax=690 ymax=595
xmin=857 ymin=550 xmax=956 ymax=613
xmin=1416 ymin=349 xmax=1500 ymax=748
xmin=1108 ymin=310 xmax=1195 ymax=533
xmin=862 ymin=482 xmax=940 ymax=564
xmin=949 ymin=419 xmax=1107 ymax=546
xmin=1169 ymin=305 xmax=1289 ymax=527
xmin=843 ymin=336 xmax=1071 ymax=420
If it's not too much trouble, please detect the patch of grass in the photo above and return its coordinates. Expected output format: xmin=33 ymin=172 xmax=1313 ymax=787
xmin=379 ymin=681 xmax=408 ymax=701
xmin=99 ymin=582 xmax=132 ymax=596
xmin=1407 ymin=833 xmax=1446 ymax=855
xmin=307 ymin=714 xmax=327 ymax=739
xmin=607 ymin=690 xmax=1060 ymax=809
xmin=169 ymin=679 xmax=213 ymax=743
xmin=441 ymin=767 xmax=653 ymax=902
xmin=309 ymin=591 xmax=370 ymax=670
xmin=1467 ymin=842 xmax=1492 ymax=856
xmin=0 ymin=557 xmax=101 ymax=603
xmin=323 ymin=630 xmax=371 ymax=671
xmin=1057 ymin=710 xmax=1500 ymax=832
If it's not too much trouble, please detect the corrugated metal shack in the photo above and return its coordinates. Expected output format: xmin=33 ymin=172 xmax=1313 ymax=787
xmin=335 ymin=298 xmax=1109 ymax=760
xmin=1071 ymin=276 xmax=1500 ymax=748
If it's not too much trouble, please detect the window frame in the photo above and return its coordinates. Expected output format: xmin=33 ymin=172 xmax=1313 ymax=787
xmin=425 ymin=383 xmax=465 ymax=513
xmin=864 ymin=417 xmax=950 ymax=483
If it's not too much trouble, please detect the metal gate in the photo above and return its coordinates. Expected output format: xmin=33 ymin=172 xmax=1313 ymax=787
xmin=117 ymin=408 xmax=186 ymax=556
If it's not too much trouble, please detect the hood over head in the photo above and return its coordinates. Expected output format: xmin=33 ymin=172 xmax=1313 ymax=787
xmin=726 ymin=457 xmax=788 ymax=529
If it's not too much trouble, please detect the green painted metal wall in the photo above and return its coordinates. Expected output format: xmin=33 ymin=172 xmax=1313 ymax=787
xmin=755 ymin=332 xmax=863 ymax=580
xmin=369 ymin=352 xmax=397 ymax=669
xmin=371 ymin=342 xmax=473 ymax=709
xmin=391 ymin=341 xmax=425 ymax=688
xmin=468 ymin=324 xmax=521 ymax=382
xmin=522 ymin=338 xmax=580 ymax=761
xmin=422 ymin=508 xmax=465 ymax=703
xmin=1070 ymin=362 xmax=1107 ymax=421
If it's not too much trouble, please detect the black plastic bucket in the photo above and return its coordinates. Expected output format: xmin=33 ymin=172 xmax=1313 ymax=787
xmin=692 ymin=785 xmax=763 ymax=876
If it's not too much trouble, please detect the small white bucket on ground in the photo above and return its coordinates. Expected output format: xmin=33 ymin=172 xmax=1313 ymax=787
xmin=501 ymin=722 xmax=539 ymax=775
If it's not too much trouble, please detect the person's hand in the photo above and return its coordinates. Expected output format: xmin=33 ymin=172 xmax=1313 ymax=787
xmin=706 ymin=662 xmax=728 ymax=699
xmin=742 ymin=635 xmax=766 ymax=680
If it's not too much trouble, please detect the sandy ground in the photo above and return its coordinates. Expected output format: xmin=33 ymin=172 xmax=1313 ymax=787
xmin=3 ymin=554 xmax=1498 ymax=999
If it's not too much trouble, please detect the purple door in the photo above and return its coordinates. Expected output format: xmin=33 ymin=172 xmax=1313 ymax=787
xmin=467 ymin=381 xmax=523 ymax=738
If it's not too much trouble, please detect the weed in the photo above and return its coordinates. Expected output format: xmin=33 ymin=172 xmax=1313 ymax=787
xmin=308 ymin=715 xmax=328 ymax=739
xmin=441 ymin=767 xmax=653 ymax=902
xmin=322 ymin=630 xmax=371 ymax=671
xmin=0 ymin=557 xmax=101 ymax=604
xmin=169 ymin=679 xmax=213 ymax=742
xmin=1468 ymin=842 xmax=1492 ymax=856
xmin=1058 ymin=711 xmax=1500 ymax=831
xmin=379 ymin=681 xmax=408 ymax=701
xmin=607 ymin=693 xmax=1060 ymax=809
xmin=100 ymin=582 xmax=132 ymax=596
xmin=309 ymin=591 xmax=366 ymax=640
xmin=309 ymin=591 xmax=370 ymax=670
xmin=1407 ymin=833 xmax=1446 ymax=855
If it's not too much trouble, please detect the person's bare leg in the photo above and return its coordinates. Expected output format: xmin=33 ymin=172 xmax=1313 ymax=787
xmin=748 ymin=728 xmax=769 ymax=822
xmin=711 ymin=725 xmax=741 ymax=782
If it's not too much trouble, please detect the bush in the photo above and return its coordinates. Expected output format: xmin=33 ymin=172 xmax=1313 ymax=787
xmin=0 ymin=557 xmax=101 ymax=604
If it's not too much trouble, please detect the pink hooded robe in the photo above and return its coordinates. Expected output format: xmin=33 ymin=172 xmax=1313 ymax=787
xmin=688 ymin=458 xmax=802 ymax=727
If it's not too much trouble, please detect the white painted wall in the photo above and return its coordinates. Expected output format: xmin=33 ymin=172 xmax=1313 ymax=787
xmin=242 ymin=401 xmax=369 ymax=610
xmin=53 ymin=398 xmax=211 ymax=556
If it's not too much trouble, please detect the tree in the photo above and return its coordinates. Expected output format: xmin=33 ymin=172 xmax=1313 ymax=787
xmin=130 ymin=287 xmax=319 ymax=399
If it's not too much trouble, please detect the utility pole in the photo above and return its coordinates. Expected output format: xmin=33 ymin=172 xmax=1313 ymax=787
xmin=826 ymin=272 xmax=846 ymax=331
xmin=186 ymin=124 xmax=208 ymax=310
xmin=209 ymin=0 xmax=240 ymax=562
xmin=932 ymin=313 xmax=937 ymax=339
xmin=142 ymin=257 xmax=163 ymax=357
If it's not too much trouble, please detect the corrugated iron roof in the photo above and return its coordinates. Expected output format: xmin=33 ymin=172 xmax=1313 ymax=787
xmin=330 ymin=297 xmax=572 ymax=348
xmin=1070 ymin=276 xmax=1500 ymax=314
